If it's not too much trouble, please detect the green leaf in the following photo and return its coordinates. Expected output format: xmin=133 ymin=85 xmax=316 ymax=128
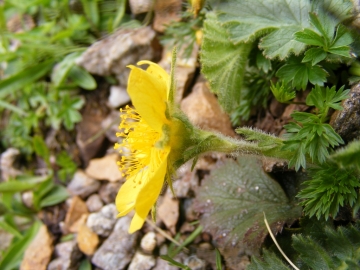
xmin=39 ymin=185 xmax=69 ymax=208
xmin=297 ymin=163 xmax=359 ymax=219
xmin=276 ymin=57 xmax=328 ymax=90
xmin=270 ymin=81 xmax=296 ymax=103
xmin=0 ymin=60 xmax=53 ymax=99
xmin=302 ymin=47 xmax=327 ymax=65
xmin=249 ymin=219 xmax=360 ymax=269
xmin=330 ymin=140 xmax=360 ymax=171
xmin=247 ymin=249 xmax=289 ymax=270
xmin=217 ymin=0 xmax=311 ymax=59
xmin=260 ymin=27 xmax=307 ymax=60
xmin=305 ymin=85 xmax=349 ymax=113
xmin=292 ymin=234 xmax=335 ymax=269
xmin=51 ymin=52 xmax=82 ymax=87
xmin=79 ymin=259 xmax=92 ymax=270
xmin=68 ymin=65 xmax=97 ymax=90
xmin=200 ymin=12 xmax=252 ymax=113
xmin=294 ymin=28 xmax=325 ymax=47
xmin=0 ymin=220 xmax=42 ymax=270
xmin=0 ymin=220 xmax=22 ymax=239
xmin=160 ymin=255 xmax=192 ymax=270
xmin=32 ymin=135 xmax=50 ymax=164
xmin=0 ymin=175 xmax=50 ymax=192
xmin=195 ymin=157 xmax=301 ymax=252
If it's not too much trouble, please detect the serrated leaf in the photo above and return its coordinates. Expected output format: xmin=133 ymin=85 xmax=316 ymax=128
xmin=292 ymin=234 xmax=335 ymax=269
xmin=302 ymin=47 xmax=327 ymax=65
xmin=247 ymin=249 xmax=290 ymax=270
xmin=195 ymin=157 xmax=301 ymax=252
xmin=330 ymin=140 xmax=360 ymax=170
xmin=200 ymin=12 xmax=252 ymax=113
xmin=260 ymin=27 xmax=306 ymax=60
xmin=217 ymin=0 xmax=311 ymax=59
xmin=276 ymin=57 xmax=328 ymax=90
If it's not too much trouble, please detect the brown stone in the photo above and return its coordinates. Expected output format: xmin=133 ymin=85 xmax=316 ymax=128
xmin=85 ymin=153 xmax=123 ymax=182
xmin=77 ymin=223 xmax=99 ymax=256
xmin=63 ymin=196 xmax=89 ymax=234
xmin=20 ymin=225 xmax=53 ymax=270
xmin=157 ymin=193 xmax=179 ymax=234
xmin=153 ymin=0 xmax=182 ymax=33
xmin=181 ymin=82 xmax=236 ymax=137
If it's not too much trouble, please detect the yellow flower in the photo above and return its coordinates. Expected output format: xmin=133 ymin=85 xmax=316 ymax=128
xmin=114 ymin=60 xmax=181 ymax=233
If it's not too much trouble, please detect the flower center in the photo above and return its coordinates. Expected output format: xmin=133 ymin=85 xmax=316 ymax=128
xmin=115 ymin=106 xmax=161 ymax=179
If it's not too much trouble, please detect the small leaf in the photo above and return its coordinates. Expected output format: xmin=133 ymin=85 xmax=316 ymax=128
xmin=68 ymin=65 xmax=97 ymax=90
xmin=0 ymin=60 xmax=53 ymax=99
xmin=294 ymin=29 xmax=325 ymax=47
xmin=302 ymin=48 xmax=327 ymax=65
xmin=39 ymin=185 xmax=69 ymax=209
xmin=32 ymin=135 xmax=50 ymax=164
xmin=0 ymin=175 xmax=49 ymax=192
xmin=51 ymin=52 xmax=82 ymax=87
xmin=195 ymin=157 xmax=301 ymax=252
xmin=330 ymin=140 xmax=360 ymax=171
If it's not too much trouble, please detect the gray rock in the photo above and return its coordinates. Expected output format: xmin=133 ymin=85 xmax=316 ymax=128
xmin=86 ymin=194 xmax=104 ymax=213
xmin=99 ymin=181 xmax=121 ymax=204
xmin=101 ymin=110 xmax=121 ymax=143
xmin=140 ymin=232 xmax=157 ymax=253
xmin=47 ymin=240 xmax=82 ymax=270
xmin=76 ymin=27 xmax=157 ymax=85
xmin=67 ymin=170 xmax=100 ymax=199
xmin=330 ymin=82 xmax=360 ymax=142
xmin=153 ymin=257 xmax=179 ymax=270
xmin=184 ymin=255 xmax=205 ymax=270
xmin=0 ymin=148 xmax=21 ymax=181
xmin=129 ymin=0 xmax=153 ymax=14
xmin=108 ymin=85 xmax=130 ymax=108
xmin=86 ymin=203 xmax=117 ymax=237
xmin=92 ymin=216 xmax=139 ymax=270
xmin=128 ymin=252 xmax=156 ymax=270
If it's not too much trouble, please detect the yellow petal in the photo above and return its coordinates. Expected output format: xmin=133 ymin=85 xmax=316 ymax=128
xmin=129 ymin=212 xmax=145 ymax=233
xmin=127 ymin=66 xmax=169 ymax=132
xmin=115 ymin=174 xmax=139 ymax=217
xmin=137 ymin=61 xmax=170 ymax=98
xmin=133 ymin=147 xmax=170 ymax=225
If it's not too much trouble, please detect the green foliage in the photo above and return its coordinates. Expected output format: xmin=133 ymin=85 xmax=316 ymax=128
xmin=201 ymin=12 xmax=252 ymax=114
xmin=294 ymin=12 xmax=353 ymax=60
xmin=297 ymin=163 xmax=360 ymax=219
xmin=196 ymin=157 xmax=301 ymax=252
xmin=330 ymin=140 xmax=360 ymax=171
xmin=276 ymin=56 xmax=328 ymax=90
xmin=0 ymin=220 xmax=41 ymax=270
xmin=270 ymin=81 xmax=296 ymax=103
xmin=56 ymin=151 xmax=77 ymax=182
xmin=282 ymin=85 xmax=348 ymax=170
xmin=161 ymin=8 xmax=203 ymax=58
xmin=217 ymin=0 xmax=311 ymax=59
xmin=248 ymin=219 xmax=360 ymax=269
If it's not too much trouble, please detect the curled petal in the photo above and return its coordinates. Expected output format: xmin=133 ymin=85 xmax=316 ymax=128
xmin=127 ymin=65 xmax=169 ymax=132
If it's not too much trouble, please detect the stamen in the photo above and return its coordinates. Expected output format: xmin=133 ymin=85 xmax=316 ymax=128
xmin=116 ymin=106 xmax=161 ymax=180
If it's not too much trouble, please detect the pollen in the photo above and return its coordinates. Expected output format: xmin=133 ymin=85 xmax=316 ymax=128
xmin=115 ymin=105 xmax=161 ymax=180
